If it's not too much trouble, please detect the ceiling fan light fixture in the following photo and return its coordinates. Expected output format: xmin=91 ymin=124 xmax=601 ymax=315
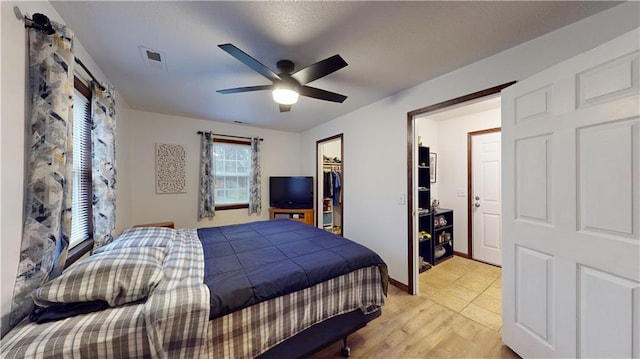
xmin=272 ymin=88 xmax=299 ymax=105
xmin=216 ymin=44 xmax=348 ymax=110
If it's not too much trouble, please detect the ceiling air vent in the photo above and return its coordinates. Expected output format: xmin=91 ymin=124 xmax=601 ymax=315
xmin=139 ymin=46 xmax=167 ymax=71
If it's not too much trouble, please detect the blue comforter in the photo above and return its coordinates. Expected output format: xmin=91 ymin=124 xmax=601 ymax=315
xmin=197 ymin=219 xmax=385 ymax=319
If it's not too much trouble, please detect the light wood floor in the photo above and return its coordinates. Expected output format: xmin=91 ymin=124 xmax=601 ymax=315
xmin=309 ymin=256 xmax=520 ymax=359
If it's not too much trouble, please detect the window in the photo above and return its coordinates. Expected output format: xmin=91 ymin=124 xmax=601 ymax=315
xmin=214 ymin=139 xmax=251 ymax=209
xmin=69 ymin=78 xmax=93 ymax=249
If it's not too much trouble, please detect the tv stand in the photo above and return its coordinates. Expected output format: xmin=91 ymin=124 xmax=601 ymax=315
xmin=269 ymin=208 xmax=315 ymax=226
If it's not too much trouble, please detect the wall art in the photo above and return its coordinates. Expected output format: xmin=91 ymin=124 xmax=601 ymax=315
xmin=156 ymin=143 xmax=186 ymax=193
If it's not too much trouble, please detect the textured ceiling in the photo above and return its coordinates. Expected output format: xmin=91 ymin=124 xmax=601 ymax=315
xmin=50 ymin=1 xmax=621 ymax=132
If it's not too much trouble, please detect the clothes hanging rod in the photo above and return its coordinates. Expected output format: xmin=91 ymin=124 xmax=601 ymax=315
xmin=197 ymin=131 xmax=263 ymax=141
xmin=22 ymin=12 xmax=105 ymax=91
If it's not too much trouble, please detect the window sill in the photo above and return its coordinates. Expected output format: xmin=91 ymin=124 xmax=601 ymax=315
xmin=215 ymin=204 xmax=249 ymax=210
xmin=65 ymin=238 xmax=94 ymax=269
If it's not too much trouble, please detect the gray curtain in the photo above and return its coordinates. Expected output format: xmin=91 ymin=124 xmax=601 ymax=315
xmin=91 ymin=82 xmax=117 ymax=248
xmin=9 ymin=20 xmax=75 ymax=328
xmin=198 ymin=132 xmax=215 ymax=220
xmin=248 ymin=137 xmax=262 ymax=215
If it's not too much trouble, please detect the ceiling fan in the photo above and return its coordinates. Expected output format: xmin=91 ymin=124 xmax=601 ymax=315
xmin=216 ymin=43 xmax=348 ymax=112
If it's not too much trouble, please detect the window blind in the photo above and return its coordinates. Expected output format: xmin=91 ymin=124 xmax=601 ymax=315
xmin=70 ymin=88 xmax=92 ymax=248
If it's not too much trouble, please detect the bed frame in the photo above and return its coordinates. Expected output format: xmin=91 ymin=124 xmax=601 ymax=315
xmin=258 ymin=308 xmax=382 ymax=358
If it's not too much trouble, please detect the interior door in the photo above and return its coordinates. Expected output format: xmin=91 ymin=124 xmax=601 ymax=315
xmin=471 ymin=130 xmax=502 ymax=266
xmin=502 ymin=29 xmax=639 ymax=358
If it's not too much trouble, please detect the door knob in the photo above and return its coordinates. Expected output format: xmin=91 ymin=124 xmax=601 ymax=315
xmin=474 ymin=202 xmax=481 ymax=208
xmin=475 ymin=196 xmax=480 ymax=200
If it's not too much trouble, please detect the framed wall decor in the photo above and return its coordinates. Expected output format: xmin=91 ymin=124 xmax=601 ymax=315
xmin=429 ymin=152 xmax=437 ymax=183
xmin=156 ymin=143 xmax=186 ymax=193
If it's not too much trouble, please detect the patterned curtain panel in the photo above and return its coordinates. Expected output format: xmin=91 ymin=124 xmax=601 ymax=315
xmin=9 ymin=21 xmax=75 ymax=328
xmin=248 ymin=137 xmax=262 ymax=215
xmin=91 ymin=82 xmax=117 ymax=248
xmin=198 ymin=132 xmax=215 ymax=220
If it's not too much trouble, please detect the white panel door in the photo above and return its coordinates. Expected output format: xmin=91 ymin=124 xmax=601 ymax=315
xmin=502 ymin=28 xmax=639 ymax=358
xmin=472 ymin=131 xmax=502 ymax=266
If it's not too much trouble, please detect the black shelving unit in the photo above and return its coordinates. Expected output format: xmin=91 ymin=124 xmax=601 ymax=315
xmin=417 ymin=146 xmax=432 ymax=272
xmin=432 ymin=208 xmax=454 ymax=264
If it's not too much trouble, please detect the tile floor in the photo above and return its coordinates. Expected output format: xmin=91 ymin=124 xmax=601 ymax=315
xmin=419 ymin=255 xmax=503 ymax=331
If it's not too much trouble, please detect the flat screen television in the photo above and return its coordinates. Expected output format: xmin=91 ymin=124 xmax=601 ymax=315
xmin=269 ymin=176 xmax=314 ymax=209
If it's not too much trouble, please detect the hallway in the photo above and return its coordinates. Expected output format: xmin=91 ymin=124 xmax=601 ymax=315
xmin=420 ymin=256 xmax=502 ymax=331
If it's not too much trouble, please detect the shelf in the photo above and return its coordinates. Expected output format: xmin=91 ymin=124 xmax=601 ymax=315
xmin=417 ymin=146 xmax=435 ymax=267
xmin=419 ymin=263 xmax=432 ymax=273
xmin=434 ymin=224 xmax=453 ymax=231
xmin=434 ymin=240 xmax=452 ymax=248
xmin=269 ymin=208 xmax=315 ymax=226
xmin=433 ymin=241 xmax=453 ymax=264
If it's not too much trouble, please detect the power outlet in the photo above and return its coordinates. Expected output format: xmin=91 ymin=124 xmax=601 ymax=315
xmin=456 ymin=189 xmax=465 ymax=197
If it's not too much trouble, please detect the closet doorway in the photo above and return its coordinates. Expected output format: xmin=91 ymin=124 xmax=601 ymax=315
xmin=316 ymin=134 xmax=343 ymax=236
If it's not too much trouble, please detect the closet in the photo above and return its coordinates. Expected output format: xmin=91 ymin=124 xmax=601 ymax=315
xmin=317 ymin=135 xmax=343 ymax=236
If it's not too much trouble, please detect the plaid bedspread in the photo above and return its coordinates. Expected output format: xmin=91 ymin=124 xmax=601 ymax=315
xmin=207 ymin=265 xmax=386 ymax=358
xmin=0 ymin=228 xmax=210 ymax=359
xmin=144 ymin=229 xmax=210 ymax=358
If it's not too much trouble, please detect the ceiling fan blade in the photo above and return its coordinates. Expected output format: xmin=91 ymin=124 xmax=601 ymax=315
xmin=291 ymin=54 xmax=348 ymax=85
xmin=299 ymin=86 xmax=347 ymax=103
xmin=217 ymin=85 xmax=273 ymax=94
xmin=279 ymin=104 xmax=291 ymax=112
xmin=218 ymin=43 xmax=280 ymax=82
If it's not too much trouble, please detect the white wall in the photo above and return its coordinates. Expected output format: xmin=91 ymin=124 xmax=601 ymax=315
xmin=437 ymin=107 xmax=501 ymax=255
xmin=299 ymin=3 xmax=639 ymax=286
xmin=124 ymin=109 xmax=301 ymax=229
xmin=0 ymin=1 xmax=25 ymax=337
xmin=0 ymin=1 xmax=130 ymax=336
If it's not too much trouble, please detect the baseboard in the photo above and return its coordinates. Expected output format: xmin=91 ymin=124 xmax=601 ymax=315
xmin=453 ymin=251 xmax=469 ymax=259
xmin=388 ymin=277 xmax=409 ymax=293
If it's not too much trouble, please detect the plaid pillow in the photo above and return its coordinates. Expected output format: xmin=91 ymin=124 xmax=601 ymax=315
xmin=93 ymin=226 xmax=175 ymax=254
xmin=34 ymin=247 xmax=166 ymax=307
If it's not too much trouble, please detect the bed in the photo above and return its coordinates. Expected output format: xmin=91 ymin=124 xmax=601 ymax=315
xmin=1 ymin=219 xmax=387 ymax=358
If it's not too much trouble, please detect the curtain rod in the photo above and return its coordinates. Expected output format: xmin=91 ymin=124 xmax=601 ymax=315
xmin=23 ymin=13 xmax=106 ymax=91
xmin=74 ymin=58 xmax=106 ymax=91
xmin=197 ymin=131 xmax=263 ymax=142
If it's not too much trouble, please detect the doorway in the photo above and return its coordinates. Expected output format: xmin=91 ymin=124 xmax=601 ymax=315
xmin=406 ymin=82 xmax=514 ymax=295
xmin=419 ymin=120 xmax=507 ymax=334
xmin=316 ymin=134 xmax=343 ymax=236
